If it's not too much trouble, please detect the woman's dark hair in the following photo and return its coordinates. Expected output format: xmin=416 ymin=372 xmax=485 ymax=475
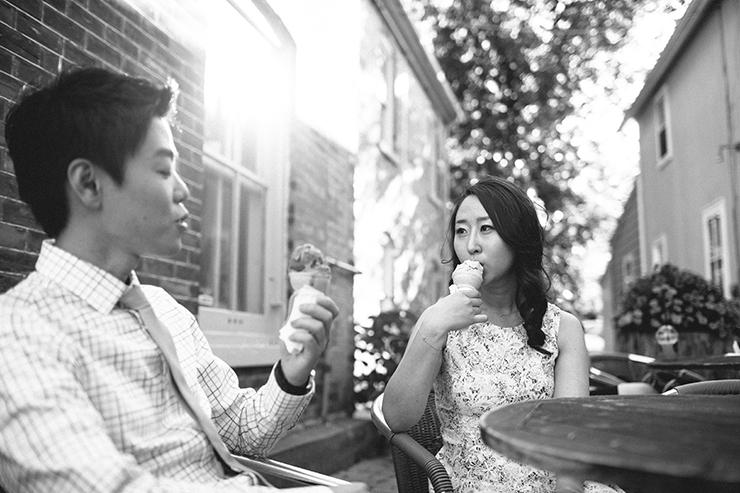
xmin=446 ymin=176 xmax=552 ymax=354
xmin=4 ymin=66 xmax=178 ymax=238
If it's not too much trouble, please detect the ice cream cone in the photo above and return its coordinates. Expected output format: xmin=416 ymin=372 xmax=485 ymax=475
xmin=281 ymin=244 xmax=332 ymax=353
xmin=451 ymin=260 xmax=484 ymax=292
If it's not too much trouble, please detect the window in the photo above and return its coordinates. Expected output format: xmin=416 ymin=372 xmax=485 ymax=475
xmin=651 ymin=234 xmax=667 ymax=271
xmin=198 ymin=0 xmax=293 ymax=367
xmin=379 ymin=49 xmax=398 ymax=156
xmin=379 ymin=45 xmax=410 ymax=162
xmin=654 ymin=88 xmax=672 ymax=167
xmin=702 ymin=199 xmax=731 ymax=296
xmin=430 ymin=122 xmax=447 ymax=204
xmin=621 ymin=252 xmax=637 ymax=292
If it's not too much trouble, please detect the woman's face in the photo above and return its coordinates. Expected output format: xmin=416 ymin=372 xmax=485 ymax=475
xmin=453 ymin=195 xmax=515 ymax=285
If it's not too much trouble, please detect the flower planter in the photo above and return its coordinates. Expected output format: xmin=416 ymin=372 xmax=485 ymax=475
xmin=617 ymin=330 xmax=733 ymax=359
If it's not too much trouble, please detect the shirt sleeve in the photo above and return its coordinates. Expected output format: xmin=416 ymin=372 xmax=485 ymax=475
xmin=181 ymin=304 xmax=315 ymax=457
xmin=0 ymin=308 xmax=277 ymax=493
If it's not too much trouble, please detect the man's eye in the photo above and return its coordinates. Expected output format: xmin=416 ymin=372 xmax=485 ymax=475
xmin=158 ymin=170 xmax=172 ymax=177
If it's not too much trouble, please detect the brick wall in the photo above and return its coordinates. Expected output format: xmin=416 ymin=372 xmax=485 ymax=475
xmin=0 ymin=0 xmax=206 ymax=312
xmin=289 ymin=119 xmax=356 ymax=417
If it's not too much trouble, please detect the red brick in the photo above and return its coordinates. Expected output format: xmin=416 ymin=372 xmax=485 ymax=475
xmin=6 ymin=0 xmax=42 ymax=21
xmin=0 ymin=271 xmax=25 ymax=293
xmin=17 ymin=10 xmax=63 ymax=53
xmin=87 ymin=0 xmax=125 ymax=32
xmin=67 ymin=2 xmax=104 ymax=37
xmin=2 ymin=199 xmax=37 ymax=228
xmin=0 ymin=222 xmax=27 ymax=249
xmin=43 ymin=5 xmax=85 ymax=45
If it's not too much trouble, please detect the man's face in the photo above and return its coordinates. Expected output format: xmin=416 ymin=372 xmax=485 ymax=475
xmin=100 ymin=117 xmax=189 ymax=259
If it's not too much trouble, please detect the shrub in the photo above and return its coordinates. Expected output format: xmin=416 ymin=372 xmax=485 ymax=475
xmin=616 ymin=263 xmax=740 ymax=342
xmin=353 ymin=309 xmax=415 ymax=408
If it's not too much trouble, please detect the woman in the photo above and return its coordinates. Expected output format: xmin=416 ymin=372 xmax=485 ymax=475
xmin=382 ymin=176 xmax=622 ymax=493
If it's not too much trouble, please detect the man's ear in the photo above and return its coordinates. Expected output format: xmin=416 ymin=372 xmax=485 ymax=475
xmin=67 ymin=158 xmax=103 ymax=209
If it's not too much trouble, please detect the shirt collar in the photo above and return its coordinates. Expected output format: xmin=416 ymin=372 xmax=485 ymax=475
xmin=35 ymin=240 xmax=134 ymax=314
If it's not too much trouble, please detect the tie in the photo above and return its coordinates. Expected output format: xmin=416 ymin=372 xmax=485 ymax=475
xmin=120 ymin=284 xmax=268 ymax=486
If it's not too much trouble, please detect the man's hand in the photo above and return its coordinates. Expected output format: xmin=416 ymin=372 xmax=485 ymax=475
xmin=279 ymin=293 xmax=339 ymax=387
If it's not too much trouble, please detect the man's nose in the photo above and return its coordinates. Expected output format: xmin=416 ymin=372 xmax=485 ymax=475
xmin=173 ymin=172 xmax=189 ymax=203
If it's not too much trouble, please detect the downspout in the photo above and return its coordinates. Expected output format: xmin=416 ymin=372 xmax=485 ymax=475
xmin=718 ymin=1 xmax=740 ymax=295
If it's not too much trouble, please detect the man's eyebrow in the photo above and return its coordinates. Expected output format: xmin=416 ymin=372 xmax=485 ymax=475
xmin=155 ymin=148 xmax=177 ymax=160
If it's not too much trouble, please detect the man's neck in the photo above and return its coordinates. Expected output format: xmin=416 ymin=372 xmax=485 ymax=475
xmin=55 ymin=226 xmax=139 ymax=281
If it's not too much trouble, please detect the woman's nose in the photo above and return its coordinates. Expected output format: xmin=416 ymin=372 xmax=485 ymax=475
xmin=467 ymin=233 xmax=481 ymax=254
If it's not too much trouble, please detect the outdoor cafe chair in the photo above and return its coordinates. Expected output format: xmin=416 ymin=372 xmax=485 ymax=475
xmin=662 ymin=378 xmax=740 ymax=395
xmin=371 ymin=392 xmax=453 ymax=493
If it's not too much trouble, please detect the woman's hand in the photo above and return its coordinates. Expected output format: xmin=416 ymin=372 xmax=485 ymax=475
xmin=413 ymin=288 xmax=488 ymax=350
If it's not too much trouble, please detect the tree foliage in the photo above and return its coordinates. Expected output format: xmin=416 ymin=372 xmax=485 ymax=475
xmin=410 ymin=0 xmax=687 ymax=310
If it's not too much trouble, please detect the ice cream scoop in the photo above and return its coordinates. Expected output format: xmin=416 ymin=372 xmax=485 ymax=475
xmin=280 ymin=244 xmax=332 ymax=353
xmin=450 ymin=260 xmax=484 ymax=292
xmin=288 ymin=243 xmax=332 ymax=292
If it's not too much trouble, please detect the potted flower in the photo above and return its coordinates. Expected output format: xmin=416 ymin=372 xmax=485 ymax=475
xmin=615 ymin=264 xmax=740 ymax=358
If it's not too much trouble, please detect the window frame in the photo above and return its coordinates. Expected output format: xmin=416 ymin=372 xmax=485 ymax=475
xmin=701 ymin=198 xmax=731 ymax=297
xmin=197 ymin=0 xmax=294 ymax=367
xmin=621 ymin=252 xmax=637 ymax=292
xmin=654 ymin=87 xmax=673 ymax=168
xmin=651 ymin=234 xmax=668 ymax=271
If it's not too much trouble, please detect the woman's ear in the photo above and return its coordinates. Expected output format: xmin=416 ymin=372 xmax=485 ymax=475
xmin=67 ymin=158 xmax=103 ymax=209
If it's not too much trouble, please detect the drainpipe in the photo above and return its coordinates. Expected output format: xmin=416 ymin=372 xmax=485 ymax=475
xmin=718 ymin=2 xmax=740 ymax=294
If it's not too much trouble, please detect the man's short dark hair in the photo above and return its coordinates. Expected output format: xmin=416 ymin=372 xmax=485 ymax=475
xmin=4 ymin=66 xmax=178 ymax=238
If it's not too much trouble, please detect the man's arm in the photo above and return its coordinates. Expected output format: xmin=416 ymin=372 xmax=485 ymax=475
xmin=0 ymin=309 xmax=270 ymax=493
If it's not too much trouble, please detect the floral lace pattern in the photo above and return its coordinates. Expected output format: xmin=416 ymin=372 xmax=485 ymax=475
xmin=433 ymin=303 xmax=623 ymax=493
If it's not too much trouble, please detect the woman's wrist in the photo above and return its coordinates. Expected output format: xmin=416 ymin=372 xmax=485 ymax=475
xmin=415 ymin=322 xmax=448 ymax=352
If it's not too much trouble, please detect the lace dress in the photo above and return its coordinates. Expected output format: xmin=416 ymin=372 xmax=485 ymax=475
xmin=433 ymin=303 xmax=623 ymax=493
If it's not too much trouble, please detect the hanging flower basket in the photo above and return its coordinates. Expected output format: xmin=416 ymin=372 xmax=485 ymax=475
xmin=616 ymin=264 xmax=740 ymax=348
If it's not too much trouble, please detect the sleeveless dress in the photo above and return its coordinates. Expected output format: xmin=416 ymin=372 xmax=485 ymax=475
xmin=432 ymin=303 xmax=624 ymax=493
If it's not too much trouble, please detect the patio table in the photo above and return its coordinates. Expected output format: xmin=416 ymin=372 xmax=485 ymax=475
xmin=479 ymin=394 xmax=740 ymax=493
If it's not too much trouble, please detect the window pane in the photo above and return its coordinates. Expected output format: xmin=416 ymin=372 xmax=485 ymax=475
xmin=200 ymin=167 xmax=220 ymax=306
xmin=219 ymin=178 xmax=234 ymax=308
xmin=204 ymin=0 xmax=268 ymax=172
xmin=237 ymin=182 xmax=266 ymax=313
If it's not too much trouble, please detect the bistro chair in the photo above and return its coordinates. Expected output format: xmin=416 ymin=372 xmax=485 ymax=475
xmin=662 ymin=378 xmax=740 ymax=395
xmin=371 ymin=392 xmax=453 ymax=493
xmin=589 ymin=351 xmax=655 ymax=383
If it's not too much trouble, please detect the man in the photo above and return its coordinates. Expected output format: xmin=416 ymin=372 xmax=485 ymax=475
xmin=0 ymin=67 xmax=365 ymax=492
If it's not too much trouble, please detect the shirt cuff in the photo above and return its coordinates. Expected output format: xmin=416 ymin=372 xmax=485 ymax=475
xmin=274 ymin=361 xmax=313 ymax=395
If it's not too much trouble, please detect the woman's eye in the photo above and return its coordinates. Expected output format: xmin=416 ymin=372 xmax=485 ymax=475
xmin=158 ymin=170 xmax=172 ymax=178
xmin=481 ymin=224 xmax=494 ymax=233
xmin=455 ymin=227 xmax=467 ymax=235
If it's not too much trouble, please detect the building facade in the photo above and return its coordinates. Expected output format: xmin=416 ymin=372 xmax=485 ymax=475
xmin=604 ymin=0 xmax=740 ymax=341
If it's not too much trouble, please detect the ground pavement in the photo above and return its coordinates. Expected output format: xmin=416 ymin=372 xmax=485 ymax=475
xmin=334 ymin=450 xmax=397 ymax=493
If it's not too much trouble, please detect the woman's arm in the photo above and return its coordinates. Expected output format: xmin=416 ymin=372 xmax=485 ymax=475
xmin=383 ymin=289 xmax=486 ymax=431
xmin=553 ymin=310 xmax=590 ymax=398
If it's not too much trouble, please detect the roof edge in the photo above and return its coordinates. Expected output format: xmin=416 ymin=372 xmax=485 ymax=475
xmin=372 ymin=0 xmax=464 ymax=125
xmin=624 ymin=0 xmax=717 ymax=120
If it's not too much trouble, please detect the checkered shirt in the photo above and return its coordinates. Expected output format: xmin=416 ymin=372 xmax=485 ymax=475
xmin=0 ymin=240 xmax=318 ymax=492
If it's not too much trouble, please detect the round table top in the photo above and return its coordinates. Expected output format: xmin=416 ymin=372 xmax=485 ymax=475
xmin=480 ymin=394 xmax=740 ymax=492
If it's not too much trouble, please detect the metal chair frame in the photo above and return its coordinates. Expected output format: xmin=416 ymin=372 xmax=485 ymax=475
xmin=371 ymin=392 xmax=453 ymax=493
xmin=662 ymin=378 xmax=740 ymax=395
